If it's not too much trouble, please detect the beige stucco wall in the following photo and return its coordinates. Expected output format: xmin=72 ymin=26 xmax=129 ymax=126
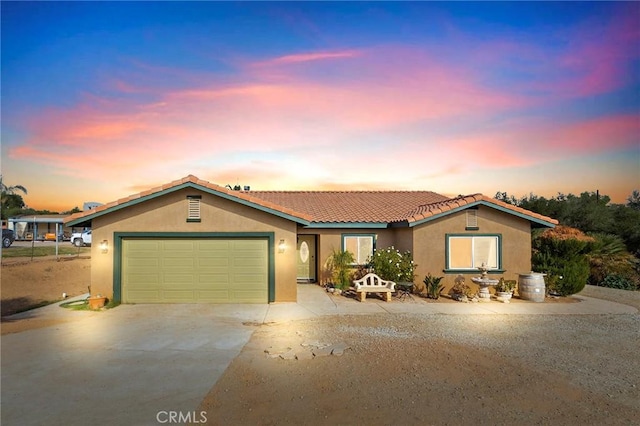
xmin=298 ymin=227 xmax=414 ymax=285
xmin=412 ymin=206 xmax=532 ymax=293
xmin=89 ymin=188 xmax=298 ymax=303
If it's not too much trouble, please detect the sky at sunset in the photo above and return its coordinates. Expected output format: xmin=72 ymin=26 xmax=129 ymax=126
xmin=2 ymin=1 xmax=639 ymax=212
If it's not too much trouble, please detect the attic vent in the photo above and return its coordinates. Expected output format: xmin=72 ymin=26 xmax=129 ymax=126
xmin=466 ymin=210 xmax=478 ymax=229
xmin=187 ymin=196 xmax=201 ymax=222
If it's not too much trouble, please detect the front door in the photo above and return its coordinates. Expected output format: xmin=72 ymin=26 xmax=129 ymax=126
xmin=296 ymin=235 xmax=316 ymax=282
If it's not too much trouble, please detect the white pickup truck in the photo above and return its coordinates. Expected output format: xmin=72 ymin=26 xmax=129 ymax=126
xmin=70 ymin=230 xmax=92 ymax=247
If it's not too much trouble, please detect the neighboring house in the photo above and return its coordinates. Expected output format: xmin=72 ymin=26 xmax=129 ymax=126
xmin=64 ymin=175 xmax=558 ymax=304
xmin=83 ymin=201 xmax=103 ymax=211
xmin=9 ymin=214 xmax=72 ymax=240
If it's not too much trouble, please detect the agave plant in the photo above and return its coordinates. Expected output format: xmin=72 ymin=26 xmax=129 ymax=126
xmin=423 ymin=273 xmax=444 ymax=299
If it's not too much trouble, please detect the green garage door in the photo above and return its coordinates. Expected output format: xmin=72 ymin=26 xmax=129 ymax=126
xmin=122 ymin=239 xmax=268 ymax=303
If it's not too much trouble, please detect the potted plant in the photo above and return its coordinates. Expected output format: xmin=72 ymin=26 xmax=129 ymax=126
xmin=423 ymin=273 xmax=444 ymax=299
xmin=494 ymin=278 xmax=515 ymax=302
xmin=88 ymin=294 xmax=108 ymax=309
xmin=87 ymin=285 xmax=108 ymax=309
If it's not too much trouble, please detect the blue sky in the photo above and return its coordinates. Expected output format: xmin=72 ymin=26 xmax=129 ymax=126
xmin=2 ymin=1 xmax=638 ymax=211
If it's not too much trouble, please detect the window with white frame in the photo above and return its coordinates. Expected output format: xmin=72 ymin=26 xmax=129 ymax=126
xmin=343 ymin=234 xmax=375 ymax=265
xmin=447 ymin=235 xmax=500 ymax=270
xmin=187 ymin=196 xmax=201 ymax=222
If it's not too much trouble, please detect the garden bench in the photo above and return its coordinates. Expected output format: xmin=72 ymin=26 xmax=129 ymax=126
xmin=353 ymin=273 xmax=396 ymax=302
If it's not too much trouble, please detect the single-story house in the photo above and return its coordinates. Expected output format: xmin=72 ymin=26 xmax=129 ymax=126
xmin=64 ymin=175 xmax=558 ymax=304
xmin=9 ymin=214 xmax=74 ymax=240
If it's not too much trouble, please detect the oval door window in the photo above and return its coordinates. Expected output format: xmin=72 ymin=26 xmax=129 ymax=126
xmin=300 ymin=241 xmax=309 ymax=263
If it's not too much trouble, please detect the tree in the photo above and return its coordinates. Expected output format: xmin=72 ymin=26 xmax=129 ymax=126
xmin=62 ymin=206 xmax=82 ymax=215
xmin=1 ymin=176 xmax=28 ymax=220
xmin=627 ymin=190 xmax=640 ymax=211
xmin=494 ymin=191 xmax=518 ymax=205
xmin=560 ymin=192 xmax=612 ymax=233
xmin=494 ymin=189 xmax=640 ymax=259
xmin=2 ymin=194 xmax=27 ymax=219
xmin=532 ymin=226 xmax=592 ymax=296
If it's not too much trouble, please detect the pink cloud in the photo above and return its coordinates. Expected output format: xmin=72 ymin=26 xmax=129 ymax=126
xmin=549 ymin=115 xmax=639 ymax=153
xmin=251 ymin=49 xmax=362 ymax=67
xmin=8 ymin=41 xmax=635 ymax=193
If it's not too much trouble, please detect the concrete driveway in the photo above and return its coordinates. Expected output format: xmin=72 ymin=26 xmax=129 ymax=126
xmin=2 ymin=285 xmax=636 ymax=426
xmin=1 ymin=302 xmax=269 ymax=426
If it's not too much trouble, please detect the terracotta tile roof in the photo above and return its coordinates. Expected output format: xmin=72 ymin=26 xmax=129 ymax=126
xmin=64 ymin=175 xmax=313 ymax=224
xmin=246 ymin=191 xmax=450 ymax=223
xmin=405 ymin=193 xmax=559 ymax=225
xmin=64 ymin=175 xmax=557 ymax=227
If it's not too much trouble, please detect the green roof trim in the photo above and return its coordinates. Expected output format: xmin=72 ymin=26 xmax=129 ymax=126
xmin=304 ymin=222 xmax=389 ymax=229
xmin=65 ymin=182 xmax=311 ymax=227
xmin=409 ymin=200 xmax=557 ymax=228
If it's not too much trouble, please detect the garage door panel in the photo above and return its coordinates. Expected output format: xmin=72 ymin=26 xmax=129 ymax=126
xmin=232 ymin=258 xmax=266 ymax=267
xmin=231 ymin=290 xmax=265 ymax=303
xmin=197 ymin=258 xmax=230 ymax=268
xmin=161 ymin=290 xmax=197 ymax=302
xmin=127 ymin=289 xmax=162 ymax=301
xmin=127 ymin=258 xmax=161 ymax=269
xmin=198 ymin=274 xmax=229 ymax=283
xmin=162 ymin=258 xmax=195 ymax=268
xmin=122 ymin=238 xmax=268 ymax=303
xmin=163 ymin=240 xmax=196 ymax=250
xmin=127 ymin=273 xmax=160 ymax=285
xmin=196 ymin=290 xmax=231 ymax=302
xmin=163 ymin=273 xmax=196 ymax=284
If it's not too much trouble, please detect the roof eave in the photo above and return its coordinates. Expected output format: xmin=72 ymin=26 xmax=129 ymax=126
xmin=408 ymin=200 xmax=558 ymax=228
xmin=65 ymin=182 xmax=311 ymax=227
xmin=304 ymin=222 xmax=390 ymax=229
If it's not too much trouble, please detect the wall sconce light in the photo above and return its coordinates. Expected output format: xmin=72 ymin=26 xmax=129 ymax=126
xmin=99 ymin=240 xmax=109 ymax=254
xmin=278 ymin=239 xmax=286 ymax=253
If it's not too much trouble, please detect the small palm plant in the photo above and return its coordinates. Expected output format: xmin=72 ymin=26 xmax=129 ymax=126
xmin=326 ymin=250 xmax=355 ymax=291
xmin=423 ymin=273 xmax=445 ymax=299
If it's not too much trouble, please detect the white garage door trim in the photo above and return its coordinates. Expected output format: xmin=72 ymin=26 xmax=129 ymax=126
xmin=113 ymin=232 xmax=275 ymax=303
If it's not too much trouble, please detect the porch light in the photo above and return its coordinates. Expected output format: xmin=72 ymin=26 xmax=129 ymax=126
xmin=278 ymin=239 xmax=286 ymax=253
xmin=99 ymin=240 xmax=109 ymax=254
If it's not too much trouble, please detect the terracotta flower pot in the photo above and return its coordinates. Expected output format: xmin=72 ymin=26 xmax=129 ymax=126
xmin=88 ymin=296 xmax=107 ymax=309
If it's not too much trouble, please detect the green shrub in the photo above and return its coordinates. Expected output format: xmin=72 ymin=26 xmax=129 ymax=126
xmin=532 ymin=226 xmax=591 ymax=296
xmin=369 ymin=246 xmax=416 ymax=282
xmin=587 ymin=233 xmax=640 ymax=291
xmin=601 ymin=274 xmax=637 ymax=291
xmin=545 ymin=259 xmax=590 ymax=296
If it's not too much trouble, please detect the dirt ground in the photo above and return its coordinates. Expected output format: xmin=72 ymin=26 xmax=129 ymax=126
xmin=201 ymin=312 xmax=640 ymax=426
xmin=2 ymin=258 xmax=638 ymax=425
xmin=1 ymin=256 xmax=91 ymax=334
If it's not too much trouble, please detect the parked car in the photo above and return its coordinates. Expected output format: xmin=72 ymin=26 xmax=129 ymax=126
xmin=70 ymin=230 xmax=91 ymax=247
xmin=2 ymin=229 xmax=15 ymax=248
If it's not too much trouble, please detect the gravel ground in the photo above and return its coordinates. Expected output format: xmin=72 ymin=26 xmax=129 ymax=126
xmin=200 ymin=288 xmax=640 ymax=425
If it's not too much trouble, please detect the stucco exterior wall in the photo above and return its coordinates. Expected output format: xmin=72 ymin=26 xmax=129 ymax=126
xmin=412 ymin=206 xmax=532 ymax=293
xmin=90 ymin=188 xmax=298 ymax=302
xmin=297 ymin=227 xmax=413 ymax=285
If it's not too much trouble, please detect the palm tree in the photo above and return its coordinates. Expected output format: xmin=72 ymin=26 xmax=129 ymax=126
xmin=1 ymin=175 xmax=28 ymax=219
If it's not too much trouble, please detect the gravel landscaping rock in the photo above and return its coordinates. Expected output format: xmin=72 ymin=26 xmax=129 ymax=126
xmin=200 ymin=287 xmax=640 ymax=425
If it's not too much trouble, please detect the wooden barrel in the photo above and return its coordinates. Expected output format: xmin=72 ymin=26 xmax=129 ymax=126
xmin=518 ymin=273 xmax=546 ymax=302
